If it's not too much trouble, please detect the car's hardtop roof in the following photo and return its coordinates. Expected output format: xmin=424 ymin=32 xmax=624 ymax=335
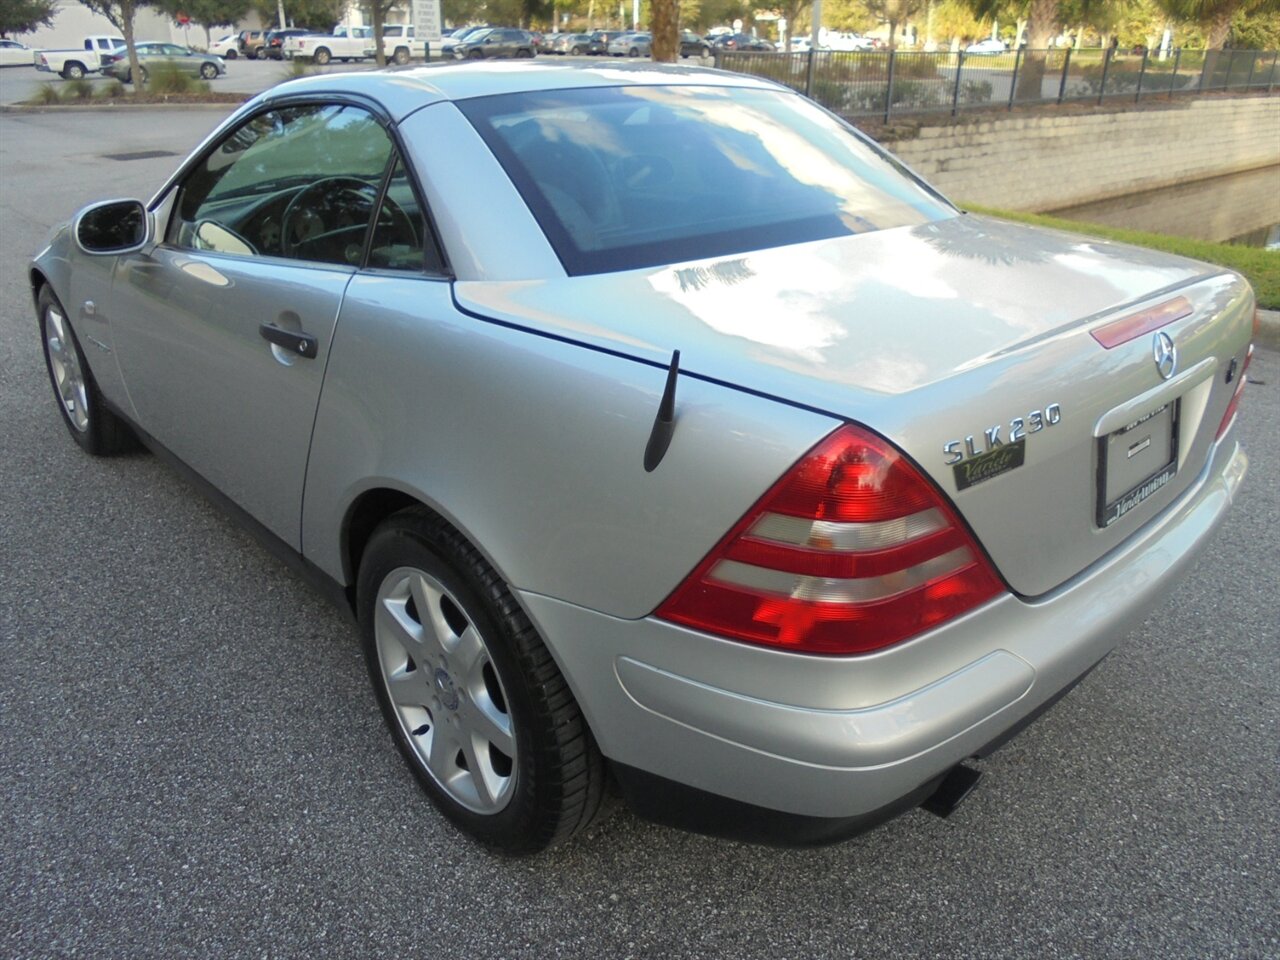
xmin=261 ymin=60 xmax=787 ymax=122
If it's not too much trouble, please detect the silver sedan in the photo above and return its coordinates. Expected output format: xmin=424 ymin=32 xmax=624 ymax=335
xmin=30 ymin=62 xmax=1253 ymax=853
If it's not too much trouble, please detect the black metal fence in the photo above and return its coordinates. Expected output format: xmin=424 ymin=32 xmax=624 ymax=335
xmin=716 ymin=47 xmax=1280 ymax=121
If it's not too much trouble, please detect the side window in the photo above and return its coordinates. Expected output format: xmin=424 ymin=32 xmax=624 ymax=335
xmin=367 ymin=157 xmax=441 ymax=273
xmin=170 ymin=104 xmax=395 ymax=268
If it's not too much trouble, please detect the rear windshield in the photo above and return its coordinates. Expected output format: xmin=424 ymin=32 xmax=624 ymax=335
xmin=458 ymin=85 xmax=952 ymax=275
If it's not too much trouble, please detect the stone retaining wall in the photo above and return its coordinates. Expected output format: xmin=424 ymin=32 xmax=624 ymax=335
xmin=885 ymin=96 xmax=1280 ymax=211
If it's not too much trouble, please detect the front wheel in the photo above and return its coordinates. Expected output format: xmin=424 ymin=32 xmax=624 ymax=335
xmin=468 ymin=49 xmax=484 ymax=59
xmin=393 ymin=46 xmax=410 ymax=64
xmin=38 ymin=286 xmax=134 ymax=455
xmin=628 ymin=47 xmax=639 ymax=57
xmin=314 ymin=47 xmax=331 ymax=64
xmin=358 ymin=509 xmax=605 ymax=853
xmin=62 ymin=62 xmax=86 ymax=80
xmin=571 ymin=45 xmax=584 ymax=55
xmin=199 ymin=62 xmax=217 ymax=79
xmin=224 ymin=48 xmax=237 ymax=59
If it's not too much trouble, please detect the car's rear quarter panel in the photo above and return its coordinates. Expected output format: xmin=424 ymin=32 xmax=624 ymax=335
xmin=301 ymin=275 xmax=841 ymax=618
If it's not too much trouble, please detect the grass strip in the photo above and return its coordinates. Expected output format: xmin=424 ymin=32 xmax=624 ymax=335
xmin=963 ymin=203 xmax=1279 ymax=309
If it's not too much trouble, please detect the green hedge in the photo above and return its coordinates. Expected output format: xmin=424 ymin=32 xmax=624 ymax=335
xmin=964 ymin=204 xmax=1280 ymax=309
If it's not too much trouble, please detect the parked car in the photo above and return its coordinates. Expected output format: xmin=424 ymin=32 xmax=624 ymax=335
xmin=208 ymin=34 xmax=239 ymax=59
xmin=102 ymin=42 xmax=227 ymax=82
xmin=361 ymin=25 xmax=418 ymax=64
xmin=589 ymin=30 xmax=621 ymax=52
xmin=32 ymin=62 xmax=1253 ymax=854
xmin=262 ymin=28 xmax=309 ymax=59
xmin=0 ymin=38 xmax=33 ymax=67
xmin=237 ymin=29 xmax=267 ymax=59
xmin=551 ymin=33 xmax=596 ymax=55
xmin=451 ymin=27 xmax=536 ymax=59
xmin=440 ymin=25 xmax=490 ymax=56
xmin=679 ymin=31 xmax=711 ymax=58
xmin=824 ymin=32 xmax=874 ymax=51
xmin=965 ymin=38 xmax=1009 ymax=55
xmin=32 ymin=35 xmax=124 ymax=79
xmin=712 ymin=32 xmax=775 ymax=51
xmin=607 ymin=32 xmax=651 ymax=57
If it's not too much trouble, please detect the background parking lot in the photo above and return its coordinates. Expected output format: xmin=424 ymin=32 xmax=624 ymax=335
xmin=1 ymin=106 xmax=1277 ymax=958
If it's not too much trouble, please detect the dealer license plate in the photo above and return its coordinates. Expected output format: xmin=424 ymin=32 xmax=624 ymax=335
xmin=1096 ymin=400 xmax=1180 ymax=528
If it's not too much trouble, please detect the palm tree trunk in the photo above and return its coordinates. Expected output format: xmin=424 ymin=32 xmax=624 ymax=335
xmin=1013 ymin=0 xmax=1058 ymax=100
xmin=651 ymin=0 xmax=678 ymax=61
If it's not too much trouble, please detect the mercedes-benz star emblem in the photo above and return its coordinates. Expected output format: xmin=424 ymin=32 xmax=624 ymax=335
xmin=1153 ymin=331 xmax=1177 ymax=381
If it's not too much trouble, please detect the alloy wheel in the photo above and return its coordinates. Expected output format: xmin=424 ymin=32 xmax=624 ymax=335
xmin=374 ymin=567 xmax=517 ymax=814
xmin=43 ymin=305 xmax=89 ymax=433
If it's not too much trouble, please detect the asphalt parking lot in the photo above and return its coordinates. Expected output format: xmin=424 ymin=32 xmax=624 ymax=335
xmin=1 ymin=107 xmax=1277 ymax=959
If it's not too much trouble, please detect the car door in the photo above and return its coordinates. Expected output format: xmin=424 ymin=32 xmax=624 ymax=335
xmin=108 ymin=101 xmax=400 ymax=548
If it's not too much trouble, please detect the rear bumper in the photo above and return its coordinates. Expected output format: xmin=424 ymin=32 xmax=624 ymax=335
xmin=518 ymin=437 xmax=1247 ymax=823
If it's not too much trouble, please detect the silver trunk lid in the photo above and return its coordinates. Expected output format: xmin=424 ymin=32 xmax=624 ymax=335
xmin=454 ymin=215 xmax=1254 ymax=597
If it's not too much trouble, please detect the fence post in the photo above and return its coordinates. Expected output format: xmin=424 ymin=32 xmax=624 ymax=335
xmin=1270 ymin=50 xmax=1279 ymax=93
xmin=1057 ymin=46 xmax=1072 ymax=103
xmin=1223 ymin=49 xmax=1235 ymax=89
xmin=1007 ymin=47 xmax=1022 ymax=110
xmin=950 ymin=50 xmax=965 ymax=116
xmin=1169 ymin=47 xmax=1180 ymax=99
xmin=804 ymin=47 xmax=815 ymax=98
xmin=1097 ymin=46 xmax=1113 ymax=105
xmin=1243 ymin=50 xmax=1256 ymax=90
xmin=884 ymin=49 xmax=896 ymax=123
xmin=1135 ymin=47 xmax=1149 ymax=101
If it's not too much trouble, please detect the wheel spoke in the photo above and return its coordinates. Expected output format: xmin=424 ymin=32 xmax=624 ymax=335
xmin=410 ymin=573 xmax=456 ymax=659
xmin=459 ymin=695 xmax=514 ymax=758
xmin=461 ymin=735 xmax=497 ymax=808
xmin=385 ymin=667 xmax=432 ymax=709
xmin=376 ymin=594 xmax=431 ymax=669
xmin=424 ymin=722 xmax=456 ymax=782
xmin=451 ymin=624 xmax=486 ymax=680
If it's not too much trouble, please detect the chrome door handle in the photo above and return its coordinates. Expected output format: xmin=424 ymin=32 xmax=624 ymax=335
xmin=258 ymin=322 xmax=317 ymax=359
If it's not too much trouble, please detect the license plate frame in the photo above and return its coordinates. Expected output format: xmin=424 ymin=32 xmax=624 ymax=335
xmin=1095 ymin=399 xmax=1181 ymax=528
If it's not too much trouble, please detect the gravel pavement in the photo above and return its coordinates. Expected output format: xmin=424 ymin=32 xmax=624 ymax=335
xmin=1 ymin=108 xmax=1278 ymax=960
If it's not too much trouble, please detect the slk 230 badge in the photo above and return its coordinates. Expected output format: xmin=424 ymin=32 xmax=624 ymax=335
xmin=944 ymin=404 xmax=1062 ymax=490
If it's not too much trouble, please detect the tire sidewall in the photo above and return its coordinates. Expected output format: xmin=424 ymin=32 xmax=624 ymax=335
xmin=39 ymin=286 xmax=96 ymax=453
xmin=357 ymin=518 xmax=546 ymax=849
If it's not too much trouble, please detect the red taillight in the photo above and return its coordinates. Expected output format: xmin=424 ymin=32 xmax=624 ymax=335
xmin=1216 ymin=344 xmax=1253 ymax=439
xmin=657 ymin=424 xmax=1005 ymax=655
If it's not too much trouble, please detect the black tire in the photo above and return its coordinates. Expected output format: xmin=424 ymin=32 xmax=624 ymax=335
xmin=571 ymin=45 xmax=583 ymax=55
xmin=468 ymin=49 xmax=484 ymax=59
xmin=628 ymin=47 xmax=639 ymax=57
xmin=199 ymin=61 xmax=217 ymax=78
xmin=37 ymin=285 xmax=134 ymax=456
xmin=139 ymin=66 xmax=148 ymax=83
xmin=252 ymin=45 xmax=265 ymax=59
xmin=314 ymin=47 xmax=331 ymax=64
xmin=516 ymin=47 xmax=533 ymax=58
xmin=393 ymin=46 xmax=410 ymax=64
xmin=62 ymin=61 xmax=86 ymax=80
xmin=224 ymin=48 xmax=237 ymax=59
xmin=358 ymin=508 xmax=605 ymax=854
xmin=701 ymin=44 xmax=711 ymax=57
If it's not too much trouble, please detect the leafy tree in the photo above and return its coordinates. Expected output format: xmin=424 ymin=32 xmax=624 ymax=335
xmin=78 ymin=0 xmax=150 ymax=89
xmin=964 ymin=0 xmax=1083 ymax=98
xmin=1152 ymin=0 xmax=1279 ymax=48
xmin=157 ymin=0 xmax=251 ymax=46
xmin=1 ymin=0 xmax=57 ymax=37
xmin=262 ymin=0 xmax=344 ymax=30
xmin=863 ymin=0 xmax=925 ymax=46
xmin=773 ymin=0 xmax=811 ymax=49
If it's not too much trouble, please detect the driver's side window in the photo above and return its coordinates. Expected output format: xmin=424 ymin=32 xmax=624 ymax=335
xmin=170 ymin=103 xmax=395 ymax=268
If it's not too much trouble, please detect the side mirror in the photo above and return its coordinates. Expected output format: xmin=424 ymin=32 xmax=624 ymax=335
xmin=73 ymin=198 xmax=149 ymax=255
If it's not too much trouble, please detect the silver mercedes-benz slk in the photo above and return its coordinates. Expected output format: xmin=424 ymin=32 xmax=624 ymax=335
xmin=31 ymin=62 xmax=1254 ymax=853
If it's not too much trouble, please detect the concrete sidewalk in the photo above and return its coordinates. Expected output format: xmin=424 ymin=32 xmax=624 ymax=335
xmin=1259 ymin=309 xmax=1280 ymax=350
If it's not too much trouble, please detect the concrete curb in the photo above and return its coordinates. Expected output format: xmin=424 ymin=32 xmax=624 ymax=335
xmin=1257 ymin=309 xmax=1280 ymax=351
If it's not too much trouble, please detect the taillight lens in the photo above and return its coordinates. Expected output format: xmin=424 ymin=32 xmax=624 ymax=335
xmin=1216 ymin=344 xmax=1253 ymax=439
xmin=657 ymin=424 xmax=1005 ymax=655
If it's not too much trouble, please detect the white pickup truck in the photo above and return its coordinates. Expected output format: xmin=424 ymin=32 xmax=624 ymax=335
xmin=33 ymin=35 xmax=125 ymax=79
xmin=282 ymin=25 xmax=410 ymax=64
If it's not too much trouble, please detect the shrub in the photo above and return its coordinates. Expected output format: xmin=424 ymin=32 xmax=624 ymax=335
xmin=32 ymin=83 xmax=62 ymax=105
xmin=98 ymin=80 xmax=127 ymax=99
xmin=147 ymin=60 xmax=197 ymax=94
xmin=66 ymin=77 xmax=94 ymax=100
